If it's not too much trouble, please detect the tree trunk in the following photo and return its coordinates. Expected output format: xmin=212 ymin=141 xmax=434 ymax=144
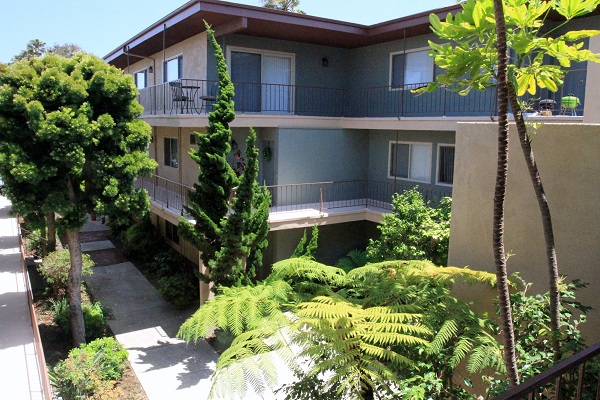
xmin=65 ymin=228 xmax=86 ymax=346
xmin=65 ymin=175 xmax=86 ymax=345
xmin=507 ymin=86 xmax=561 ymax=361
xmin=47 ymin=212 xmax=56 ymax=253
xmin=40 ymin=223 xmax=48 ymax=258
xmin=493 ymin=0 xmax=520 ymax=387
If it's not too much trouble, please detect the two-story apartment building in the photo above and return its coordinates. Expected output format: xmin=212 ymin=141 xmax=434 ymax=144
xmin=105 ymin=0 xmax=600 ymax=328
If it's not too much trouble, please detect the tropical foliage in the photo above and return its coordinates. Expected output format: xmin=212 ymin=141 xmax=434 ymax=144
xmin=179 ymin=258 xmax=501 ymax=399
xmin=484 ymin=276 xmax=599 ymax=398
xmin=420 ymin=0 xmax=600 ymax=378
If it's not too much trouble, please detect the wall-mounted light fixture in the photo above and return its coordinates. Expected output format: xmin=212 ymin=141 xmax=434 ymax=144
xmin=148 ymin=66 xmax=154 ymax=74
xmin=322 ymin=57 xmax=329 ymax=68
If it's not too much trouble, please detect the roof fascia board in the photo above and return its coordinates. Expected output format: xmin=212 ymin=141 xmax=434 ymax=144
xmin=105 ymin=1 xmax=201 ymax=63
xmin=199 ymin=1 xmax=368 ymax=36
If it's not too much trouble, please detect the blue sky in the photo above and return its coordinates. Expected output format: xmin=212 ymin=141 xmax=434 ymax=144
xmin=1 ymin=0 xmax=455 ymax=63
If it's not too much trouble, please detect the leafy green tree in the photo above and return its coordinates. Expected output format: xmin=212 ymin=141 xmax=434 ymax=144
xmin=366 ymin=189 xmax=451 ymax=266
xmin=0 ymin=53 xmax=155 ymax=344
xmin=421 ymin=0 xmax=600 ymax=369
xmin=261 ymin=0 xmax=305 ymax=14
xmin=179 ymin=23 xmax=270 ymax=290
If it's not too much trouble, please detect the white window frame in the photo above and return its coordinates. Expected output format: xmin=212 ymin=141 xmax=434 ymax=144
xmin=164 ymin=137 xmax=178 ymax=169
xmin=164 ymin=54 xmax=183 ymax=83
xmin=387 ymin=141 xmax=432 ymax=183
xmin=134 ymin=69 xmax=147 ymax=90
xmin=389 ymin=47 xmax=434 ymax=90
xmin=436 ymin=143 xmax=455 ymax=187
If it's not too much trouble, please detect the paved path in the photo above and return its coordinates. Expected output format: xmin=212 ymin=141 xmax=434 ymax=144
xmin=0 ymin=195 xmax=45 ymax=400
xmin=81 ymin=219 xmax=218 ymax=400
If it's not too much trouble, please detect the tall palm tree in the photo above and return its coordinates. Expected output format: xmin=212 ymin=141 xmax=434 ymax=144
xmin=492 ymin=0 xmax=519 ymax=387
xmin=507 ymin=84 xmax=561 ymax=361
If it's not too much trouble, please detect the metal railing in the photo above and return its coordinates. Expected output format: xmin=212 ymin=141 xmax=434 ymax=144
xmin=136 ymin=174 xmax=194 ymax=214
xmin=137 ymin=174 xmax=452 ymax=216
xmin=136 ymin=68 xmax=587 ymax=118
xmin=493 ymin=341 xmax=600 ymax=400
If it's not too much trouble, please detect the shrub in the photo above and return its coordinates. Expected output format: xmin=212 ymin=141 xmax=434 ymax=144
xmin=147 ymin=250 xmax=187 ymax=278
xmin=49 ymin=337 xmax=127 ymax=400
xmin=158 ymin=273 xmax=197 ymax=309
xmin=484 ymin=277 xmax=599 ymax=398
xmin=52 ymin=298 xmax=107 ymax=341
xmin=40 ymin=249 xmax=94 ymax=297
xmin=366 ymin=188 xmax=451 ymax=266
xmin=120 ymin=216 xmax=163 ymax=262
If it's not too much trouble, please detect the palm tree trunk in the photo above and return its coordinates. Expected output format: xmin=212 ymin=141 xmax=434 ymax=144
xmin=493 ymin=0 xmax=520 ymax=387
xmin=507 ymin=86 xmax=561 ymax=361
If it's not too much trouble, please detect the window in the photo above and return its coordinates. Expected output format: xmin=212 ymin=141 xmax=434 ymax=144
xmin=437 ymin=145 xmax=455 ymax=185
xmin=164 ymin=55 xmax=183 ymax=82
xmin=388 ymin=142 xmax=432 ymax=183
xmin=164 ymin=138 xmax=178 ymax=168
xmin=165 ymin=220 xmax=179 ymax=245
xmin=134 ymin=69 xmax=147 ymax=89
xmin=390 ymin=49 xmax=434 ymax=88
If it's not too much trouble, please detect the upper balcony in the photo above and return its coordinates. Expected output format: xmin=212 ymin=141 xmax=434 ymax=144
xmin=137 ymin=69 xmax=587 ymax=119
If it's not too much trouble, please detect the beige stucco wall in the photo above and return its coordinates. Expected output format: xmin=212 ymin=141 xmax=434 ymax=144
xmin=584 ymin=35 xmax=600 ymax=124
xmin=448 ymin=122 xmax=600 ymax=341
xmin=126 ymin=32 xmax=208 ymax=85
xmin=152 ymin=126 xmax=208 ymax=187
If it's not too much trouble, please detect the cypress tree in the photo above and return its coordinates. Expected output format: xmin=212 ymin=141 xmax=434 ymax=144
xmin=179 ymin=23 xmax=270 ymax=290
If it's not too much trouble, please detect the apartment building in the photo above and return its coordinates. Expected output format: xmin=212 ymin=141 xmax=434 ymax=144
xmin=105 ymin=0 xmax=600 ymax=332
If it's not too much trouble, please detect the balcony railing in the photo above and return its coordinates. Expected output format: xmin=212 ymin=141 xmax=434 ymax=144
xmin=137 ymin=69 xmax=587 ymax=118
xmin=493 ymin=341 xmax=600 ymax=400
xmin=135 ymin=175 xmax=452 ymax=217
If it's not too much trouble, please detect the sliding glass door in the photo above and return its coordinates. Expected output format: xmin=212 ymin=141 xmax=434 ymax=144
xmin=230 ymin=48 xmax=294 ymax=113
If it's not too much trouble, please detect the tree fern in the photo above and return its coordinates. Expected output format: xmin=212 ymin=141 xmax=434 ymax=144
xmin=177 ymin=280 xmax=292 ymax=342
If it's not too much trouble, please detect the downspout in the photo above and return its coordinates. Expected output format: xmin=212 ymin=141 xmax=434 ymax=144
xmin=400 ymin=28 xmax=407 ymax=118
xmin=163 ymin=23 xmax=167 ymax=113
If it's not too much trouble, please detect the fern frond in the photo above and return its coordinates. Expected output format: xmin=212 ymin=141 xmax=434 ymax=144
xmin=429 ymin=319 xmax=459 ymax=353
xmin=177 ymin=280 xmax=293 ymax=342
xmin=272 ymin=258 xmax=347 ymax=287
xmin=209 ymin=323 xmax=299 ymax=400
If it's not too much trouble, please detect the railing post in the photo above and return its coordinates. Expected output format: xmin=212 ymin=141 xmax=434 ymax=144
xmin=443 ymin=87 xmax=447 ymax=116
xmin=319 ymin=185 xmax=324 ymax=214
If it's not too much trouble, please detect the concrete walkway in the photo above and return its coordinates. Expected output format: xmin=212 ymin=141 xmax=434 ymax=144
xmin=81 ymin=219 xmax=219 ymax=400
xmin=0 ymin=195 xmax=45 ymax=400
